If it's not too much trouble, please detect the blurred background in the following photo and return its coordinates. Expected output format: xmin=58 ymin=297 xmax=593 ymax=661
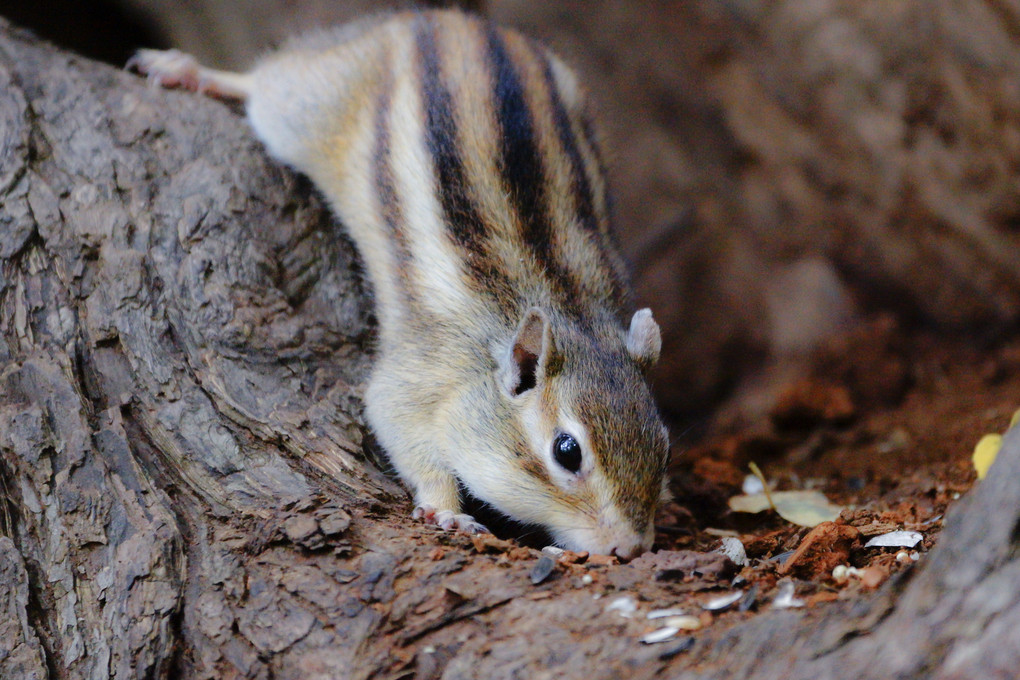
xmin=6 ymin=0 xmax=1019 ymax=441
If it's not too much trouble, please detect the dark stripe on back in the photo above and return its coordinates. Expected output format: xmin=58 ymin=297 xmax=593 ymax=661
xmin=373 ymin=70 xmax=415 ymax=303
xmin=538 ymin=51 xmax=628 ymax=310
xmin=538 ymin=54 xmax=598 ymax=235
xmin=485 ymin=25 xmax=583 ymax=312
xmin=415 ymin=15 xmax=516 ymax=313
xmin=579 ymin=116 xmax=610 ymax=221
xmin=575 ymin=107 xmax=633 ymax=312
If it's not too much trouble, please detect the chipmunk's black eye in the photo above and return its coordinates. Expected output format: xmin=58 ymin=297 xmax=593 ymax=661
xmin=553 ymin=432 xmax=582 ymax=473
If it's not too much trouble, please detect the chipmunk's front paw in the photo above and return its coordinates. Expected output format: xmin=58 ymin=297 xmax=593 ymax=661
xmin=413 ymin=505 xmax=489 ymax=535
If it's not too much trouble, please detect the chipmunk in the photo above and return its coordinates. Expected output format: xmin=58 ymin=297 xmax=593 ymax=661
xmin=130 ymin=9 xmax=669 ymax=559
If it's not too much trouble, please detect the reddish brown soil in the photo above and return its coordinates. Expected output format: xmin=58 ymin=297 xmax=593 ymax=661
xmin=656 ymin=314 xmax=1019 ymax=602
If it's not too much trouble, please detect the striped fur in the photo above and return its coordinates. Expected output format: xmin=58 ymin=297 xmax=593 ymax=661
xmin=344 ymin=10 xmax=630 ymax=329
xmin=138 ymin=9 xmax=669 ymax=556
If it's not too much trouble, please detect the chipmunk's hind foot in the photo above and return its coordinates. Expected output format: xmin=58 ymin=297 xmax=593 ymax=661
xmin=128 ymin=48 xmax=253 ymax=101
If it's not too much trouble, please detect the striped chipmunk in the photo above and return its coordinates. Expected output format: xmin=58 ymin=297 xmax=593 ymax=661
xmin=130 ymin=9 xmax=670 ymax=559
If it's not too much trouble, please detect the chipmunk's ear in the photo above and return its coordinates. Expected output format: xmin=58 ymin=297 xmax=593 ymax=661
xmin=501 ymin=308 xmax=557 ymax=397
xmin=627 ymin=308 xmax=661 ymax=373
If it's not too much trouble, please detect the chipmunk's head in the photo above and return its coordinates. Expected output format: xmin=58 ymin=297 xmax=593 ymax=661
xmin=467 ymin=307 xmax=669 ymax=559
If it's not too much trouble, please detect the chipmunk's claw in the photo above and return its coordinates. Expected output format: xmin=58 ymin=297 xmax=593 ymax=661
xmin=413 ymin=505 xmax=489 ymax=535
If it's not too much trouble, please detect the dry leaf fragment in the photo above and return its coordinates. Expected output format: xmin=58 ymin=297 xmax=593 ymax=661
xmin=728 ymin=490 xmax=843 ymax=527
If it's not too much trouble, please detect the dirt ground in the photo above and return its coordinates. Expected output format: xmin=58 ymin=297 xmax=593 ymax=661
xmin=660 ymin=312 xmax=1017 ymax=600
xmin=394 ymin=312 xmax=1020 ymax=666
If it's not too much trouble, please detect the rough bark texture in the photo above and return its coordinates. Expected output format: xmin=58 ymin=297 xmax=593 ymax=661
xmin=3 ymin=12 xmax=1020 ymax=680
xmin=0 ymin=18 xmax=400 ymax=679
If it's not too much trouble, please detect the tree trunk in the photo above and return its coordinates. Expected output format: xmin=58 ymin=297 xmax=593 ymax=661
xmin=2 ymin=17 xmax=1020 ymax=680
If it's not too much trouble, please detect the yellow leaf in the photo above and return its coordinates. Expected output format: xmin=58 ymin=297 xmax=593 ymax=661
xmin=973 ymin=433 xmax=1003 ymax=480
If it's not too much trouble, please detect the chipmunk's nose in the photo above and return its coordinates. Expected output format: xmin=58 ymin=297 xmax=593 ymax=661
xmin=610 ymin=541 xmax=647 ymax=562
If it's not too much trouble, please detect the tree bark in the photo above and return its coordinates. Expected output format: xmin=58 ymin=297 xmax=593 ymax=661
xmin=2 ymin=17 xmax=1020 ymax=680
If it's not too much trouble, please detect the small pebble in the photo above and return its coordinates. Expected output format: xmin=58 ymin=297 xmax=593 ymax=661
xmin=605 ymin=595 xmax=637 ymax=618
xmin=640 ymin=627 xmax=680 ymax=644
xmin=581 ymin=574 xmax=594 ymax=585
xmin=542 ymin=546 xmax=565 ymax=558
xmin=702 ymin=591 xmax=743 ymax=611
xmin=864 ymin=531 xmax=922 ymax=549
xmin=772 ymin=580 xmax=804 ymax=609
xmin=895 ymin=551 xmax=910 ymax=563
xmin=661 ymin=615 xmax=702 ymax=631
xmin=529 ymin=555 xmax=556 ymax=585
xmin=715 ymin=537 xmax=748 ymax=566
xmin=742 ymin=475 xmax=765 ymax=495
